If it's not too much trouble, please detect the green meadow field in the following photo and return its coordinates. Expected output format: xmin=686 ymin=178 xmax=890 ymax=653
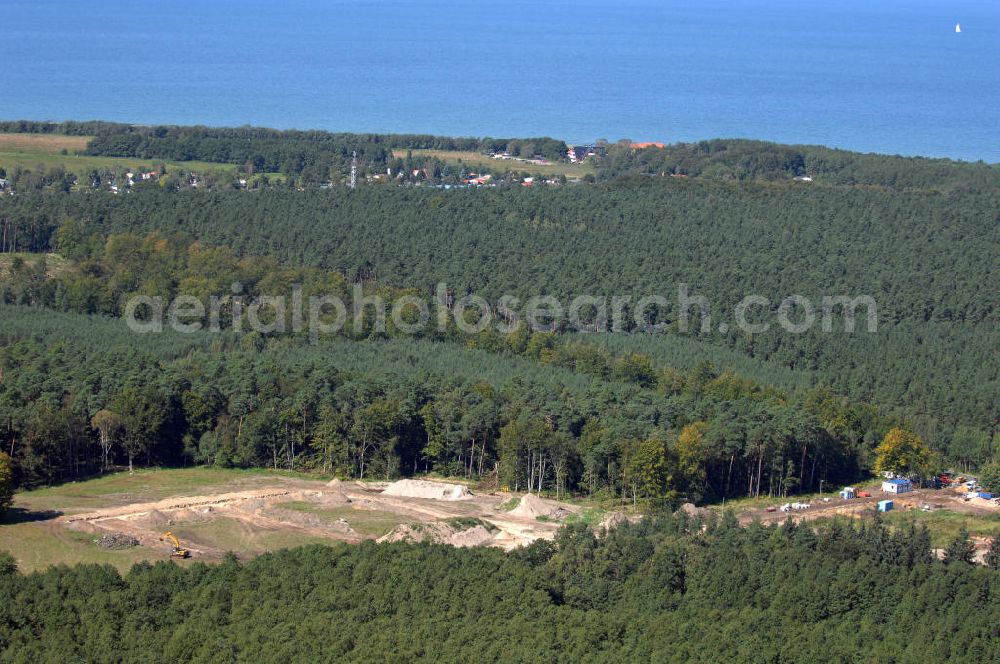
xmin=0 ymin=132 xmax=237 ymax=184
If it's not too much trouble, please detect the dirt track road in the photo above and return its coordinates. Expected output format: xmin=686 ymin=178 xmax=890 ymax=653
xmin=63 ymin=488 xmax=295 ymax=523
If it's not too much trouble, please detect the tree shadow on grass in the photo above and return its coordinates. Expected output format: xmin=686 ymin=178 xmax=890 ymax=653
xmin=0 ymin=507 xmax=63 ymax=525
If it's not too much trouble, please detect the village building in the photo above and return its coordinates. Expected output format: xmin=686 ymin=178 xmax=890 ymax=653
xmin=881 ymin=478 xmax=913 ymax=494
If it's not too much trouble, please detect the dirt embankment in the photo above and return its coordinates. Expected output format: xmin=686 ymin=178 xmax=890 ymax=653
xmin=381 ymin=479 xmax=473 ymax=501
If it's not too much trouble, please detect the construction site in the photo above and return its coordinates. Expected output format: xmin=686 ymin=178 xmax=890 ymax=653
xmin=738 ymin=478 xmax=1000 ymax=562
xmin=39 ymin=473 xmax=606 ymax=565
xmin=4 ymin=467 xmax=999 ymax=571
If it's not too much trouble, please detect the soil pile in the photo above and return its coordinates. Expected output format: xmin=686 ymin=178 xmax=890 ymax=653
xmin=382 ymin=479 xmax=473 ymax=501
xmin=508 ymin=494 xmax=559 ymax=519
xmin=677 ymin=503 xmax=711 ymax=520
xmin=98 ymin=533 xmax=139 ymax=549
xmin=378 ymin=523 xmax=442 ymax=544
xmin=377 ymin=521 xmax=494 ymax=548
xmin=285 ymin=489 xmax=351 ymax=507
xmin=135 ymin=509 xmax=172 ymax=528
xmin=448 ymin=525 xmax=495 ymax=547
xmin=599 ymin=512 xmax=628 ymax=532
xmin=264 ymin=505 xmax=360 ymax=539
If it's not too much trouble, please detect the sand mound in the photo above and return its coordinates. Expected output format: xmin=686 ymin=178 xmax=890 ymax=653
xmin=377 ymin=521 xmax=494 ymax=548
xmin=598 ymin=511 xmax=629 ymax=532
xmin=377 ymin=523 xmax=438 ymax=544
xmin=135 ymin=509 xmax=173 ymax=527
xmin=449 ymin=525 xmax=495 ymax=548
xmin=317 ymin=493 xmax=352 ymax=507
xmin=264 ymin=505 xmax=360 ymax=538
xmin=285 ymin=489 xmax=351 ymax=507
xmin=508 ymin=493 xmax=559 ymax=519
xmin=325 ymin=479 xmax=344 ymax=489
xmin=490 ymin=529 xmax=519 ymax=549
xmin=170 ymin=507 xmax=210 ymax=523
xmin=382 ymin=479 xmax=473 ymax=501
xmin=126 ymin=506 xmax=210 ymax=528
xmin=676 ymin=503 xmax=711 ymax=519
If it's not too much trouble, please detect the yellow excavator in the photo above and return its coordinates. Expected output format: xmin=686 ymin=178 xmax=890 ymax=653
xmin=159 ymin=531 xmax=191 ymax=559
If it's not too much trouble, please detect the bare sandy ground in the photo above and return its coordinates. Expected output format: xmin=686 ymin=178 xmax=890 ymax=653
xmin=59 ymin=478 xmax=577 ymax=559
xmin=740 ymin=484 xmax=1000 ymax=527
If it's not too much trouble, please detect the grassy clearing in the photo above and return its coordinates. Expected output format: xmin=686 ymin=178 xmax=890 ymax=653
xmin=393 ymin=149 xmax=595 ymax=178
xmin=276 ymin=502 xmax=407 ymax=537
xmin=0 ymin=520 xmax=156 ymax=573
xmin=255 ymin=171 xmax=288 ymax=185
xmin=496 ymin=496 xmax=520 ymax=512
xmin=881 ymin=509 xmax=1000 ymax=547
xmin=707 ymin=488 xmax=865 ymax=513
xmin=804 ymin=509 xmax=1000 ymax=549
xmin=564 ymin=507 xmax=607 ymax=527
xmin=1 ymin=468 xmax=339 ymax=571
xmin=0 ymin=134 xmax=236 ymax=186
xmin=0 ymin=133 xmax=91 ymax=154
xmin=16 ymin=467 xmax=324 ymax=514
xmin=0 ymin=149 xmax=236 ymax=177
xmin=0 ymin=253 xmax=72 ymax=279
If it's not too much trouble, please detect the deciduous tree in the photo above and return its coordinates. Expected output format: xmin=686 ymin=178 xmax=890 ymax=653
xmin=873 ymin=428 xmax=932 ymax=477
xmin=0 ymin=451 xmax=14 ymax=512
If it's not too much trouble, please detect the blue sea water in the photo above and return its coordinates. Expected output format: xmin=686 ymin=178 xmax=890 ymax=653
xmin=1 ymin=0 xmax=997 ymax=161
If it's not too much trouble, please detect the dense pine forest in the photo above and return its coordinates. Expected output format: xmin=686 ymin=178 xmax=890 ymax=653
xmin=1 ymin=125 xmax=997 ymax=500
xmin=596 ymin=138 xmax=1000 ymax=191
xmin=0 ymin=303 xmax=878 ymax=503
xmin=2 ymin=180 xmax=997 ymax=444
xmin=3 ymin=512 xmax=1000 ymax=662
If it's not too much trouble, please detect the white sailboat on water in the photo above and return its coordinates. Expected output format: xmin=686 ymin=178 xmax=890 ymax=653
xmin=955 ymin=22 xmax=961 ymax=33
